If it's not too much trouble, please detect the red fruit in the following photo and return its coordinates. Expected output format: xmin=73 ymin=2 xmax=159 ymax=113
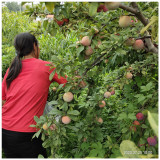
xmin=56 ymin=20 xmax=64 ymax=26
xmin=104 ymin=91 xmax=111 ymax=98
xmin=110 ymin=88 xmax=115 ymax=95
xmin=136 ymin=113 xmax=144 ymax=120
xmin=103 ymin=5 xmax=108 ymax=12
xmin=63 ymin=18 xmax=69 ymax=23
xmin=80 ymin=36 xmax=91 ymax=46
xmin=79 ymin=81 xmax=87 ymax=88
xmin=130 ymin=126 xmax=136 ymax=132
xmin=110 ymin=90 xmax=115 ymax=95
xmin=97 ymin=8 xmax=102 ymax=12
xmin=97 ymin=4 xmax=108 ymax=12
xmin=133 ymin=120 xmax=140 ymax=126
xmin=97 ymin=4 xmax=104 ymax=12
xmin=62 ymin=116 xmax=71 ymax=124
xmin=147 ymin=136 xmax=157 ymax=146
xmin=49 ymin=124 xmax=57 ymax=130
xmin=115 ymin=33 xmax=120 ymax=36
xmin=133 ymin=39 xmax=144 ymax=50
xmin=85 ymin=46 xmax=94 ymax=56
xmin=99 ymin=100 xmax=106 ymax=108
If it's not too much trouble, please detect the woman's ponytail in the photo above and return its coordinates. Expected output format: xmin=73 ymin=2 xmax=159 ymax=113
xmin=6 ymin=32 xmax=38 ymax=89
xmin=6 ymin=55 xmax=22 ymax=89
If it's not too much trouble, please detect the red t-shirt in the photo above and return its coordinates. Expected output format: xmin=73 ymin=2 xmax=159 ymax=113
xmin=2 ymin=58 xmax=67 ymax=132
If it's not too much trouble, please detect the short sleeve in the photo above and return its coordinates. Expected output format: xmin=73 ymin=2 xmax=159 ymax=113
xmin=2 ymin=68 xmax=9 ymax=100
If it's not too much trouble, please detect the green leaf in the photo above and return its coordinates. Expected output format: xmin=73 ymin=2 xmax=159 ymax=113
xmin=81 ymin=142 xmax=90 ymax=150
xmin=77 ymin=46 xmax=84 ymax=56
xmin=147 ymin=111 xmax=158 ymax=137
xmin=64 ymin=85 xmax=72 ymax=92
xmin=66 ymin=125 xmax=79 ymax=132
xmin=51 ymin=55 xmax=59 ymax=62
xmin=120 ymin=140 xmax=141 ymax=158
xmin=141 ymin=124 xmax=148 ymax=129
xmin=43 ymin=20 xmax=48 ymax=30
xmin=89 ymin=2 xmax=98 ymax=17
xmin=48 ymin=101 xmax=58 ymax=105
xmin=38 ymin=154 xmax=44 ymax=158
xmin=45 ymin=2 xmax=55 ymax=12
xmin=67 ymin=110 xmax=80 ymax=116
xmin=117 ymin=112 xmax=127 ymax=120
xmin=121 ymin=128 xmax=128 ymax=133
xmin=58 ymin=84 xmax=65 ymax=89
xmin=30 ymin=124 xmax=36 ymax=128
xmin=49 ymin=69 xmax=56 ymax=81
xmin=128 ymin=113 xmax=136 ymax=120
xmin=33 ymin=129 xmax=41 ymax=138
xmin=62 ymin=102 xmax=68 ymax=112
xmin=116 ymin=48 xmax=126 ymax=55
xmin=140 ymin=16 xmax=158 ymax=35
xmin=21 ymin=2 xmax=29 ymax=6
xmin=34 ymin=116 xmax=39 ymax=123
xmin=49 ymin=108 xmax=62 ymax=116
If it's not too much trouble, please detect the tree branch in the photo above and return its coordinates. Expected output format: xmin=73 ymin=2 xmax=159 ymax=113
xmin=119 ymin=2 xmax=158 ymax=54
xmin=83 ymin=48 xmax=112 ymax=76
xmin=119 ymin=4 xmax=137 ymax=14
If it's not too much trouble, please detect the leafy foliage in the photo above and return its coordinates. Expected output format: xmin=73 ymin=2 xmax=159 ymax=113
xmin=2 ymin=2 xmax=158 ymax=158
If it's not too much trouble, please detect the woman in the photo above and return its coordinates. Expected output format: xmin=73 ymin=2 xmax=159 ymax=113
xmin=2 ymin=32 xmax=67 ymax=158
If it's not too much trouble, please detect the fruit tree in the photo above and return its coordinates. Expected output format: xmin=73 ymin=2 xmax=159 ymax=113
xmin=22 ymin=2 xmax=158 ymax=158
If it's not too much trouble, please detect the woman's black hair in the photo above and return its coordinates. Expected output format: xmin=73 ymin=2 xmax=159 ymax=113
xmin=6 ymin=32 xmax=38 ymax=89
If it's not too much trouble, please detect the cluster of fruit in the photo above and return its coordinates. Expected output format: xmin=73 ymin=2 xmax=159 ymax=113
xmin=55 ymin=18 xmax=69 ymax=26
xmin=130 ymin=112 xmax=157 ymax=147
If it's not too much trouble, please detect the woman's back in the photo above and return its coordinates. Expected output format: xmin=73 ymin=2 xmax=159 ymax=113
xmin=2 ymin=58 xmax=67 ymax=132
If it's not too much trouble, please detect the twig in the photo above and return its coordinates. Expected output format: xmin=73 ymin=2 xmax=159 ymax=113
xmin=83 ymin=48 xmax=112 ymax=76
